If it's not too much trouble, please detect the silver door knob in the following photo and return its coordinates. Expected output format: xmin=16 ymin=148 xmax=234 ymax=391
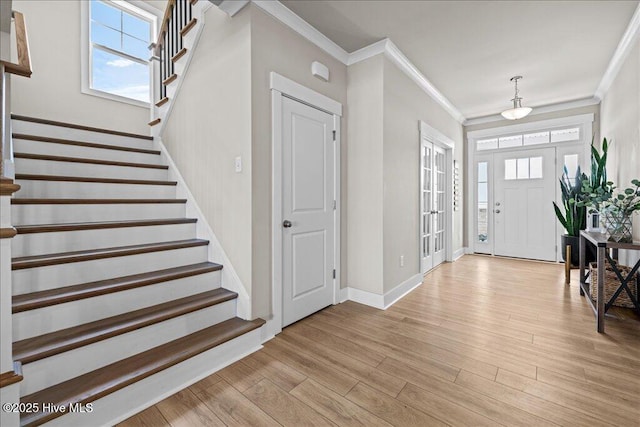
xmin=495 ymin=202 xmax=501 ymax=206
xmin=495 ymin=209 xmax=501 ymax=214
xmin=283 ymin=220 xmax=292 ymax=228
xmin=430 ymin=210 xmax=437 ymax=214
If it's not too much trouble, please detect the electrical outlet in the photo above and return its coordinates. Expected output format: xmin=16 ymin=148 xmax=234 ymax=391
xmin=400 ymin=255 xmax=404 ymax=267
xmin=234 ymin=156 xmax=242 ymax=173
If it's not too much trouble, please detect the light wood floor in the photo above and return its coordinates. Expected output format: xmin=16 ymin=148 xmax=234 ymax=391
xmin=119 ymin=255 xmax=640 ymax=427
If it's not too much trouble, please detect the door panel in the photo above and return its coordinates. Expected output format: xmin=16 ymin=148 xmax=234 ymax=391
xmin=494 ymin=147 xmax=556 ymax=261
xmin=420 ymin=141 xmax=447 ymax=273
xmin=282 ymin=96 xmax=334 ymax=327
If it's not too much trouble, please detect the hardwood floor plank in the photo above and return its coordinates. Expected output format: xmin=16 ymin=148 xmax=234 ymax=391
xmin=455 ymin=370 xmax=613 ymax=427
xmin=197 ymin=379 xmax=280 ymax=427
xmin=290 ymin=379 xmax=393 ymax=427
xmin=495 ymin=368 xmax=637 ymax=426
xmin=308 ymin=313 xmax=496 ymax=380
xmin=345 ymin=382 xmax=448 ymax=427
xmin=155 ymin=389 xmax=225 ymax=427
xmin=216 ymin=360 xmax=264 ymax=392
xmin=279 ymin=328 xmax=407 ymax=397
xmin=287 ymin=321 xmax=386 ymax=367
xmin=243 ymin=378 xmax=336 ymax=426
xmin=188 ymin=373 xmax=223 ymax=397
xmin=536 ymin=367 xmax=639 ymax=409
xmin=262 ymin=338 xmax=359 ymax=396
xmin=242 ymin=350 xmax=307 ymax=392
xmin=378 ymin=357 xmax=555 ymax=427
xmin=117 ymin=405 xmax=170 ymax=427
xmin=397 ymin=382 xmax=499 ymax=427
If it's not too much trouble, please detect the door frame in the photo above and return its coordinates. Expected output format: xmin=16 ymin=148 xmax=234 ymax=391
xmin=269 ymin=72 xmax=342 ymax=339
xmin=419 ymin=120 xmax=455 ymax=273
xmin=466 ymin=113 xmax=593 ymax=259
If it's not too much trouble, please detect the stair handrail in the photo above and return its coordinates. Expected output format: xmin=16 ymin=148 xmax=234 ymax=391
xmin=1 ymin=10 xmax=32 ymax=179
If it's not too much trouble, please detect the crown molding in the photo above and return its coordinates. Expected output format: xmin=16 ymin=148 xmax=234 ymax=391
xmin=595 ymin=3 xmax=640 ymax=100
xmin=250 ymin=1 xmax=465 ymax=124
xmin=381 ymin=39 xmax=465 ymax=123
xmin=463 ymin=97 xmax=600 ymax=127
xmin=251 ymin=0 xmax=350 ymax=64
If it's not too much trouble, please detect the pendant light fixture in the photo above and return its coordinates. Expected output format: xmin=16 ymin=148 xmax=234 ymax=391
xmin=501 ymin=76 xmax=532 ymax=120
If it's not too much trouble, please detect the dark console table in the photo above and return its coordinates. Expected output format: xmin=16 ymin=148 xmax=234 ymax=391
xmin=579 ymin=231 xmax=640 ymax=333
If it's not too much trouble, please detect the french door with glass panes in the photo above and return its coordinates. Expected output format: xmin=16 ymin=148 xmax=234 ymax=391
xmin=421 ymin=141 xmax=446 ymax=273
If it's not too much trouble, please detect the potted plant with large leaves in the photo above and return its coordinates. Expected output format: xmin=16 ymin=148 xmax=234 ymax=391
xmin=580 ymin=137 xmax=614 ymax=230
xmin=553 ymin=166 xmax=588 ymax=266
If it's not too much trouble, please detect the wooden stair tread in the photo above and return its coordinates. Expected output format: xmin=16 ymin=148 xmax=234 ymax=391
xmin=15 ymin=174 xmax=177 ymax=186
xmin=11 ymin=115 xmax=154 ymax=140
xmin=12 ymin=239 xmax=209 ymax=270
xmin=13 ymin=134 xmax=161 ymax=155
xmin=172 ymin=47 xmax=187 ymax=62
xmin=148 ymin=118 xmax=161 ymax=127
xmin=12 ymin=262 xmax=223 ymax=313
xmin=180 ymin=18 xmax=197 ymax=37
xmin=16 ymin=218 xmax=197 ymax=234
xmin=14 ymin=152 xmax=168 ymax=170
xmin=20 ymin=317 xmax=265 ymax=427
xmin=13 ymin=289 xmax=237 ymax=364
xmin=12 ymin=198 xmax=187 ymax=204
xmin=155 ymin=97 xmax=169 ymax=107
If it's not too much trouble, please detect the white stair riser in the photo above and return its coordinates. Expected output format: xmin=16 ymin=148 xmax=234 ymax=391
xmin=14 ymin=139 xmax=161 ymax=165
xmin=13 ymin=245 xmax=209 ymax=294
xmin=13 ymin=223 xmax=196 ymax=257
xmin=11 ymin=203 xmax=186 ymax=225
xmin=44 ymin=329 xmax=262 ymax=427
xmin=12 ymin=120 xmax=154 ymax=151
xmin=20 ymin=300 xmax=236 ymax=395
xmin=15 ymin=158 xmax=169 ymax=181
xmin=16 ymin=180 xmax=176 ymax=199
xmin=13 ymin=271 xmax=222 ymax=341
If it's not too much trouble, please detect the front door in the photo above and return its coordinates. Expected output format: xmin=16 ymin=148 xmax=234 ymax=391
xmin=421 ymin=141 xmax=447 ymax=273
xmin=281 ymin=96 xmax=335 ymax=327
xmin=493 ymin=147 xmax=556 ymax=261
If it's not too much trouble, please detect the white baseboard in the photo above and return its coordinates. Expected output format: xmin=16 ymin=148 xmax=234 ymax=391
xmin=347 ymin=287 xmax=385 ymax=309
xmin=383 ymin=273 xmax=423 ymax=309
xmin=453 ymin=247 xmax=467 ymax=261
xmin=339 ymin=286 xmax=349 ymax=303
xmin=346 ymin=273 xmax=423 ymax=310
xmin=464 ymin=247 xmax=474 ymax=255
xmin=156 ymin=138 xmax=251 ymax=319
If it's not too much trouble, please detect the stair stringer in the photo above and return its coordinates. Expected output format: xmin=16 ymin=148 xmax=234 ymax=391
xmin=156 ymin=137 xmax=251 ymax=320
xmin=42 ymin=328 xmax=262 ymax=427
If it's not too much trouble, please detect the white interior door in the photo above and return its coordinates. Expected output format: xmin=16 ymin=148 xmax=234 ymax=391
xmin=494 ymin=147 xmax=556 ymax=261
xmin=420 ymin=142 xmax=446 ymax=273
xmin=282 ymin=96 xmax=335 ymax=327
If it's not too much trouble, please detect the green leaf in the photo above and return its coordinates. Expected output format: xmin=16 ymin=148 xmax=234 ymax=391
xmin=625 ymin=188 xmax=634 ymax=195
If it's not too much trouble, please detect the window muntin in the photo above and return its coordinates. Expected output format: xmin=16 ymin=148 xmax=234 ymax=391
xmin=477 ymin=161 xmax=489 ymax=243
xmin=477 ymin=127 xmax=580 ymax=151
xmin=504 ymin=156 xmax=544 ymax=180
xmin=89 ymin=0 xmax=152 ymax=103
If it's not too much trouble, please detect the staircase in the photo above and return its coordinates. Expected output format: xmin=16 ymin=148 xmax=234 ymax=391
xmin=8 ymin=116 xmax=264 ymax=426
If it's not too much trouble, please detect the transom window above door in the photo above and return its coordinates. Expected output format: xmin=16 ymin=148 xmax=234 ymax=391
xmin=476 ymin=127 xmax=580 ymax=151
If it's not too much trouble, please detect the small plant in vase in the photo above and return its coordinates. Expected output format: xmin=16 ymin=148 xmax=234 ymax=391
xmin=600 ymin=180 xmax=640 ymax=243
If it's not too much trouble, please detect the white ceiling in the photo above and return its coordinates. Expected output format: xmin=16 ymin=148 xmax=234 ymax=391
xmin=280 ymin=0 xmax=639 ymax=119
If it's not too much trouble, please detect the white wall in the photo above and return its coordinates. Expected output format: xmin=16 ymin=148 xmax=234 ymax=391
xmin=600 ymin=36 xmax=640 ymax=242
xmin=346 ymin=53 xmax=464 ymax=296
xmin=161 ymin=7 xmax=253 ymax=304
xmin=250 ymin=4 xmax=348 ymax=318
xmin=10 ymin=1 xmax=150 ymax=134
xmin=346 ymin=55 xmax=384 ymax=294
xmin=382 ymin=56 xmax=463 ymax=293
